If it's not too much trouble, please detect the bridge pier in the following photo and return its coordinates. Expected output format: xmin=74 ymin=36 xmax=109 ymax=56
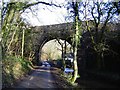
xmin=34 ymin=45 xmax=41 ymax=66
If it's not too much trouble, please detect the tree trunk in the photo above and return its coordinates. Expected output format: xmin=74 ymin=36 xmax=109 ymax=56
xmin=62 ymin=45 xmax=66 ymax=70
xmin=56 ymin=39 xmax=66 ymax=70
xmin=71 ymin=3 xmax=79 ymax=83
xmin=22 ymin=29 xmax=25 ymax=57
xmin=63 ymin=40 xmax=67 ymax=70
xmin=71 ymin=46 xmax=78 ymax=83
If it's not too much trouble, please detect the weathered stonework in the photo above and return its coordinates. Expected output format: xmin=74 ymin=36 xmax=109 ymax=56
xmin=32 ymin=22 xmax=74 ymax=45
xmin=31 ymin=22 xmax=75 ymax=65
xmin=31 ymin=22 xmax=120 ymax=65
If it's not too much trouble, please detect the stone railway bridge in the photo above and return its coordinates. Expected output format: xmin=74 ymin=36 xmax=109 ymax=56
xmin=32 ymin=22 xmax=75 ymax=64
xmin=31 ymin=22 xmax=119 ymax=65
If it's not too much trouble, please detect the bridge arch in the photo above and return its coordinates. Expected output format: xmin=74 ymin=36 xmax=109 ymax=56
xmin=32 ymin=23 xmax=74 ymax=65
xmin=40 ymin=39 xmax=72 ymax=61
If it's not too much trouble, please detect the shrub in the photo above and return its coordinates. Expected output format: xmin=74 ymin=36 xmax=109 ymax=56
xmin=2 ymin=55 xmax=32 ymax=88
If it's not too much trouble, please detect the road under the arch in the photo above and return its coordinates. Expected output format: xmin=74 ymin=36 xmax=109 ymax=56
xmin=13 ymin=66 xmax=58 ymax=88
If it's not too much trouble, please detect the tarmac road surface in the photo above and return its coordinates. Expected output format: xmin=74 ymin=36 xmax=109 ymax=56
xmin=13 ymin=66 xmax=57 ymax=89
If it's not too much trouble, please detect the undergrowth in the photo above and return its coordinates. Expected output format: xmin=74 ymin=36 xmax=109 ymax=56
xmin=2 ymin=55 xmax=33 ymax=88
xmin=60 ymin=70 xmax=79 ymax=87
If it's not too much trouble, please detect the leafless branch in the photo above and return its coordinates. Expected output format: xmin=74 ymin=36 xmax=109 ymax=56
xmin=23 ymin=1 xmax=61 ymax=10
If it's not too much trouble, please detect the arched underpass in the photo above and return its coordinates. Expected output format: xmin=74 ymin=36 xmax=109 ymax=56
xmin=40 ymin=39 xmax=72 ymax=61
xmin=32 ymin=23 xmax=74 ymax=65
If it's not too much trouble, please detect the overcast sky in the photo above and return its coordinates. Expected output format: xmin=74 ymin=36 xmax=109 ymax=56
xmin=21 ymin=0 xmax=68 ymax=26
xmin=3 ymin=0 xmax=118 ymax=26
xmin=21 ymin=0 xmax=116 ymax=26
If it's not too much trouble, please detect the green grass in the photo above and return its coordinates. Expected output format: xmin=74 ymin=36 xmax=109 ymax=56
xmin=2 ymin=55 xmax=33 ymax=88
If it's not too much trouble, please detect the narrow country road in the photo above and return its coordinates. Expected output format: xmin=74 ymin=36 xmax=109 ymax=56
xmin=13 ymin=66 xmax=57 ymax=89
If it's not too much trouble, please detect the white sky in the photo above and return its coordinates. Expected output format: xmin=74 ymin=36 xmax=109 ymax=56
xmin=21 ymin=0 xmax=68 ymax=26
xmin=3 ymin=0 xmax=118 ymax=26
xmin=21 ymin=0 xmax=115 ymax=26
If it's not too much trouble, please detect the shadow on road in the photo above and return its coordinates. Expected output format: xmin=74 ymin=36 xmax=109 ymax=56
xmin=11 ymin=66 xmax=58 ymax=89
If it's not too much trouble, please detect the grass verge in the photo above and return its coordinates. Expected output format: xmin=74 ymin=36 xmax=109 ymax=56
xmin=2 ymin=55 xmax=33 ymax=88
